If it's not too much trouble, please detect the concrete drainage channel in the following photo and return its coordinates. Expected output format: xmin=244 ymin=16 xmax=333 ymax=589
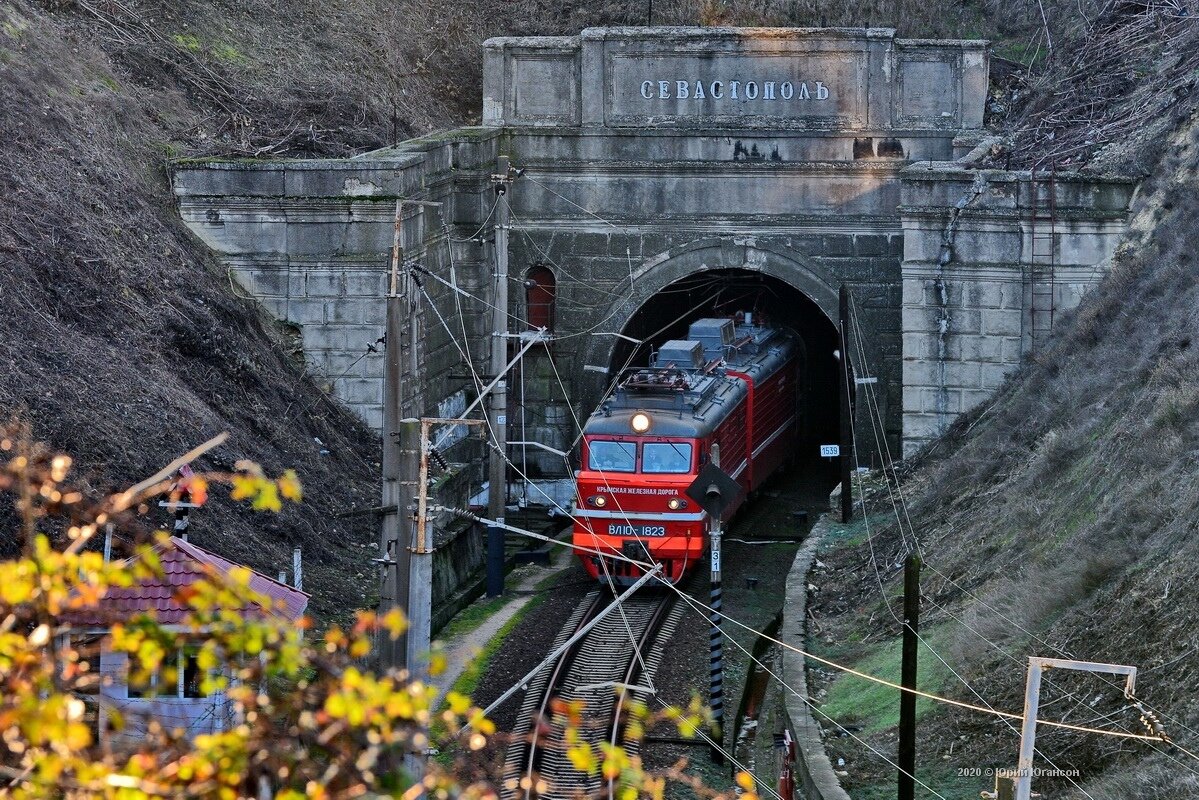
xmin=779 ymin=517 xmax=852 ymax=800
xmin=732 ymin=611 xmax=783 ymax=780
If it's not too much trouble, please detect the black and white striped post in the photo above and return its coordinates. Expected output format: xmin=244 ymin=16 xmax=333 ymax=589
xmin=708 ymin=443 xmax=725 ymax=765
xmin=172 ymin=464 xmax=195 ymax=541
xmin=686 ymin=448 xmax=740 ymax=765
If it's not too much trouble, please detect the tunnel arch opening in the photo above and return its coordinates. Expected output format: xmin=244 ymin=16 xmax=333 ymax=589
xmin=605 ymin=268 xmax=847 ymax=474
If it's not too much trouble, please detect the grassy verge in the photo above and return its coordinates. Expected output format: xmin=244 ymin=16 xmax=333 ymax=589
xmin=437 ymin=594 xmax=512 ymax=642
xmin=817 ymin=625 xmax=953 ymax=734
xmin=837 ymin=767 xmax=982 ymax=800
xmin=431 ymin=570 xmax=564 ymax=764
xmin=817 ymin=512 xmax=893 ymax=551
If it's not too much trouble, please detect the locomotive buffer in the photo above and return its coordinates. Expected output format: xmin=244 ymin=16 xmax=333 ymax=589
xmin=685 ymin=450 xmax=740 ymax=763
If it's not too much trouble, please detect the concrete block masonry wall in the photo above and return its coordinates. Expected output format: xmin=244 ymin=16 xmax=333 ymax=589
xmin=899 ymin=166 xmax=1136 ymax=455
xmin=174 ymin=131 xmax=501 ymax=431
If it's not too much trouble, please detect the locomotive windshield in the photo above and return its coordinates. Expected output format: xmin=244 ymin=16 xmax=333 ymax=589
xmin=642 ymin=442 xmax=693 ymax=474
xmin=587 ymin=440 xmax=636 ymax=472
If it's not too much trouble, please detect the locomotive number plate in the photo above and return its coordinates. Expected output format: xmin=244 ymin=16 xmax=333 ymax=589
xmin=608 ymin=523 xmax=667 ymax=538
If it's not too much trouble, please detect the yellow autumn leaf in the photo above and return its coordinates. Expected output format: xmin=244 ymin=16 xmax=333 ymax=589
xmin=467 ymin=709 xmax=495 ymax=735
xmin=446 ymin=692 xmax=470 ymax=715
xmin=349 ymin=636 xmax=371 ymax=659
xmin=325 ymin=694 xmax=348 ymax=718
xmin=277 ymin=469 xmax=303 ymax=502
xmin=230 ymin=475 xmax=257 ymax=501
xmin=382 ymin=608 xmax=407 ymax=640
xmin=251 ymin=481 xmax=282 ymax=512
xmin=736 ymin=771 xmax=756 ymax=791
xmin=567 ymin=742 xmax=596 ymax=774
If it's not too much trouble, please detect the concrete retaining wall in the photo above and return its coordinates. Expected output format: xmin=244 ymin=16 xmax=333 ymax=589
xmin=899 ymin=165 xmax=1136 ymax=454
xmin=781 ymin=518 xmax=852 ymax=800
xmin=173 ymin=130 xmax=500 ymax=430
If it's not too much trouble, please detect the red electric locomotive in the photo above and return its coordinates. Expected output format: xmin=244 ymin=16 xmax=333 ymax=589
xmin=571 ymin=314 xmax=802 ymax=584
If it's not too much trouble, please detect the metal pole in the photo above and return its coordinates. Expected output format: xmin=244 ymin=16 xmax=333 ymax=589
xmin=486 ymin=524 xmax=505 ymax=598
xmin=1012 ymin=657 xmax=1137 ymax=800
xmin=487 ymin=155 xmax=512 ymax=595
xmin=409 ymin=205 xmax=424 ymax=415
xmin=292 ymin=547 xmax=303 ymax=592
xmin=403 ymin=420 xmax=439 ymax=781
xmin=1015 ymin=658 xmax=1043 ymax=800
xmin=838 ymin=284 xmax=853 ymax=523
xmin=379 ymin=199 xmax=420 ymax=674
xmin=396 ymin=418 xmax=422 ymax=784
xmin=410 ymin=420 xmax=435 ymax=685
xmin=389 ymin=199 xmax=403 ymax=296
xmin=709 ymin=443 xmax=725 ymax=765
xmin=520 ymin=349 xmax=528 ymax=507
xmin=379 ymin=295 xmax=406 ymax=670
xmin=898 ymin=552 xmax=921 ymax=800
xmin=103 ymin=523 xmax=113 ymax=564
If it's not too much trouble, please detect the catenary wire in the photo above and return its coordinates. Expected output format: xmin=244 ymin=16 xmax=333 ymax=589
xmin=846 ymin=291 xmax=1199 ymax=751
xmin=843 ymin=293 xmax=1199 ymax=774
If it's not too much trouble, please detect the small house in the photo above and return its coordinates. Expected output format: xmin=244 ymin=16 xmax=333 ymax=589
xmin=65 ymin=536 xmax=308 ymax=746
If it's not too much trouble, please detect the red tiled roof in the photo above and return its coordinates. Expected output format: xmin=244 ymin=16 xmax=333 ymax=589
xmin=65 ymin=536 xmax=309 ymax=626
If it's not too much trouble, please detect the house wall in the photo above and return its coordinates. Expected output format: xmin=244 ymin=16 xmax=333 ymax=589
xmin=97 ymin=642 xmax=233 ymax=746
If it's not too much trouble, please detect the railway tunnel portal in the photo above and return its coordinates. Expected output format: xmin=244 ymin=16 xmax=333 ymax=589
xmin=173 ymin=26 xmax=1136 ymax=462
xmin=588 ymin=248 xmax=844 ymax=454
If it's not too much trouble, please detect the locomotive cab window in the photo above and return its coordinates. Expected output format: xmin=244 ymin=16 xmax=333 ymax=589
xmin=642 ymin=442 xmax=693 ymax=474
xmin=588 ymin=440 xmax=636 ymax=472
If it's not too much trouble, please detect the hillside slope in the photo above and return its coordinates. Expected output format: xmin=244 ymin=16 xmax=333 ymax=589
xmin=813 ymin=84 xmax=1199 ymax=800
xmin=0 ymin=1 xmax=393 ymax=621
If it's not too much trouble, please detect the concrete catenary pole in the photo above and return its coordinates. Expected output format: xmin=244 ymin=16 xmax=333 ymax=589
xmin=838 ymin=284 xmax=853 ymax=523
xmin=486 ymin=155 xmax=512 ymax=596
xmin=898 ymin=552 xmax=921 ymax=800
xmin=708 ymin=442 xmax=725 ymax=764
xmin=410 ymin=419 xmax=435 ymax=684
xmin=379 ymin=200 xmax=420 ymax=672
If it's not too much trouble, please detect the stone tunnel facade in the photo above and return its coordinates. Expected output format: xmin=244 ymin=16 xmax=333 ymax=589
xmin=173 ymin=27 xmax=1136 ymax=462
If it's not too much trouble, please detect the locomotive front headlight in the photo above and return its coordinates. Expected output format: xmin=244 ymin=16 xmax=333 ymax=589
xmin=667 ymin=497 xmax=686 ymax=511
xmin=589 ymin=495 xmax=607 ymax=507
xmin=630 ymin=412 xmax=652 ymax=433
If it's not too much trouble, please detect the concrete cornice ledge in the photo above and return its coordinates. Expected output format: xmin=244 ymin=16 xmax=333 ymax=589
xmin=579 ymin=26 xmax=898 ymax=41
xmin=782 ymin=516 xmax=853 ymax=800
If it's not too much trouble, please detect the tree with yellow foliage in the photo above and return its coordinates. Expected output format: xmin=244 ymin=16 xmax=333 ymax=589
xmin=0 ymin=427 xmax=760 ymax=800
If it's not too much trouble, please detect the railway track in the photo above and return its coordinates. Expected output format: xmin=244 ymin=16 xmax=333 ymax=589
xmin=501 ymin=588 xmax=683 ymax=800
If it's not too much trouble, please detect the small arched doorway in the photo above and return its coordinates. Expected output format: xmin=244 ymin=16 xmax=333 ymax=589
xmin=524 ymin=264 xmax=556 ymax=332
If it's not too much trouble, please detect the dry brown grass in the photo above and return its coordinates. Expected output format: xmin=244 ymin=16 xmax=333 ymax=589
xmin=813 ymin=118 xmax=1199 ymax=796
xmin=0 ymin=2 xmax=383 ymax=621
